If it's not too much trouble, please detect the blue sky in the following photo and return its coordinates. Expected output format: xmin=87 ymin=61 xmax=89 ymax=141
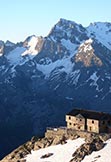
xmin=0 ymin=0 xmax=111 ymax=43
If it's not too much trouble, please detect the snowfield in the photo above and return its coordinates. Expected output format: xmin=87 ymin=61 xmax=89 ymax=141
xmin=25 ymin=138 xmax=111 ymax=162
xmin=25 ymin=138 xmax=85 ymax=162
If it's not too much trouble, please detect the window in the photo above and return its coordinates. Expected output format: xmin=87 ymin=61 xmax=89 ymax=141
xmin=69 ymin=116 xmax=71 ymax=120
xmin=78 ymin=126 xmax=80 ymax=129
xmin=92 ymin=120 xmax=94 ymax=124
xmin=69 ymin=123 xmax=72 ymax=125
xmin=80 ymin=119 xmax=82 ymax=121
xmin=73 ymin=123 xmax=75 ymax=126
xmin=102 ymin=121 xmax=105 ymax=124
xmin=108 ymin=120 xmax=111 ymax=125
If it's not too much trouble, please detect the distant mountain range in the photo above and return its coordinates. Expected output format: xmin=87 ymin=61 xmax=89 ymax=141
xmin=0 ymin=18 xmax=111 ymax=159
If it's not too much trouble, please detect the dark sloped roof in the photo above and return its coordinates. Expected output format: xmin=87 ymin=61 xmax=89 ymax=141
xmin=67 ymin=108 xmax=111 ymax=120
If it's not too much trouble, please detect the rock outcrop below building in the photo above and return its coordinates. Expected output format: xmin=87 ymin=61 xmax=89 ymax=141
xmin=1 ymin=127 xmax=111 ymax=162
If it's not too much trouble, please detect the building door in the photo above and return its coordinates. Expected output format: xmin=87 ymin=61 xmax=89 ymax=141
xmin=89 ymin=126 xmax=92 ymax=131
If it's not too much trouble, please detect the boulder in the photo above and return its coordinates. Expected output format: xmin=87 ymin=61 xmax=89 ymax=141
xmin=70 ymin=136 xmax=104 ymax=162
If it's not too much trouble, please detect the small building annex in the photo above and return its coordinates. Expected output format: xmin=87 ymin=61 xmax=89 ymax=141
xmin=66 ymin=108 xmax=111 ymax=133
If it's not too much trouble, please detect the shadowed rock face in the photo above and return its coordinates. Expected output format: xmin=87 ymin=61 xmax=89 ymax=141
xmin=0 ymin=19 xmax=111 ymax=159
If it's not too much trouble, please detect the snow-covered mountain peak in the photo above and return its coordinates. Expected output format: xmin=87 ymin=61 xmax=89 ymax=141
xmin=5 ymin=40 xmax=15 ymax=47
xmin=0 ymin=40 xmax=4 ymax=56
xmin=24 ymin=35 xmax=38 ymax=47
xmin=58 ymin=18 xmax=78 ymax=27
xmin=54 ymin=18 xmax=86 ymax=34
xmin=48 ymin=19 xmax=88 ymax=55
xmin=87 ymin=22 xmax=111 ymax=50
xmin=88 ymin=21 xmax=111 ymax=29
xmin=0 ymin=40 xmax=4 ymax=45
xmin=6 ymin=35 xmax=44 ymax=65
xmin=85 ymin=38 xmax=93 ymax=44
xmin=22 ymin=35 xmax=44 ymax=56
xmin=75 ymin=38 xmax=102 ymax=67
xmin=23 ymin=35 xmax=39 ymax=50
xmin=79 ymin=38 xmax=93 ymax=52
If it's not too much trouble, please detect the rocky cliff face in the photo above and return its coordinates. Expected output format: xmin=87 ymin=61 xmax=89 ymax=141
xmin=0 ymin=18 xmax=111 ymax=159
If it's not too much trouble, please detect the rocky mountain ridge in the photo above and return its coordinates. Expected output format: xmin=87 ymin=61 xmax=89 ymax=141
xmin=0 ymin=18 xmax=111 ymax=159
xmin=1 ymin=128 xmax=110 ymax=162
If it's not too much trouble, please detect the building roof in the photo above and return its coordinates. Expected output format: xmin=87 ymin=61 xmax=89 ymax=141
xmin=67 ymin=108 xmax=111 ymax=120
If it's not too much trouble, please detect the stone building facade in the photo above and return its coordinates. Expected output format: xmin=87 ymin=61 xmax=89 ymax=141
xmin=66 ymin=108 xmax=111 ymax=133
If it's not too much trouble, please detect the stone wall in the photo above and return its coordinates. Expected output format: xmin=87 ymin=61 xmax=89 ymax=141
xmin=45 ymin=127 xmax=111 ymax=141
xmin=45 ymin=127 xmax=67 ymax=138
xmin=45 ymin=127 xmax=91 ymax=139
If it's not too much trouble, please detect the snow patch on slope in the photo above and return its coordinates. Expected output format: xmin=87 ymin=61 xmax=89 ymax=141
xmin=87 ymin=22 xmax=111 ymax=50
xmin=0 ymin=53 xmax=3 ymax=56
xmin=89 ymin=72 xmax=99 ymax=83
xmin=7 ymin=47 xmax=26 ymax=65
xmin=0 ymin=40 xmax=4 ymax=56
xmin=25 ymin=138 xmax=85 ymax=162
xmin=61 ymin=39 xmax=77 ymax=54
xmin=25 ymin=138 xmax=111 ymax=162
xmin=22 ymin=35 xmax=39 ymax=56
xmin=88 ymin=72 xmax=99 ymax=91
xmin=37 ymin=56 xmax=74 ymax=78
xmin=7 ymin=36 xmax=40 ymax=65
xmin=69 ymin=70 xmax=80 ymax=85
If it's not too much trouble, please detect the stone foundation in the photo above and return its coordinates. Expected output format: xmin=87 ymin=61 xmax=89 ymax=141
xmin=45 ymin=127 xmax=111 ymax=141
